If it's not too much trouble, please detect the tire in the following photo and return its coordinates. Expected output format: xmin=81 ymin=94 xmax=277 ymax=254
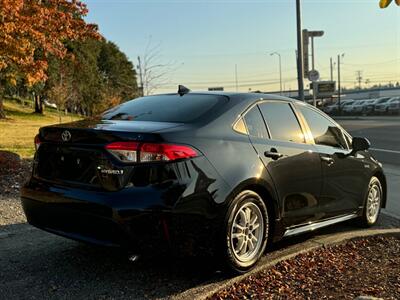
xmin=359 ymin=176 xmax=383 ymax=227
xmin=220 ymin=190 xmax=269 ymax=274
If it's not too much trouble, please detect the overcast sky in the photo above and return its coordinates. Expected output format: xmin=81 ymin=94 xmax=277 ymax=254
xmin=85 ymin=0 xmax=400 ymax=93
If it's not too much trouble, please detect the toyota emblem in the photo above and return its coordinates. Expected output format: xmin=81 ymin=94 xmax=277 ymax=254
xmin=61 ymin=130 xmax=72 ymax=142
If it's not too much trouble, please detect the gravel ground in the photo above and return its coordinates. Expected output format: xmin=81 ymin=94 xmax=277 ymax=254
xmin=209 ymin=235 xmax=400 ymax=300
xmin=0 ymin=152 xmax=31 ymax=226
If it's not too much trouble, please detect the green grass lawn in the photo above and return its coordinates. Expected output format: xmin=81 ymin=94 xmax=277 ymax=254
xmin=0 ymin=100 xmax=82 ymax=158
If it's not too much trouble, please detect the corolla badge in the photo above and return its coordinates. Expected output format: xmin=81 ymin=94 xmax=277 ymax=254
xmin=97 ymin=166 xmax=124 ymax=175
xmin=61 ymin=130 xmax=72 ymax=142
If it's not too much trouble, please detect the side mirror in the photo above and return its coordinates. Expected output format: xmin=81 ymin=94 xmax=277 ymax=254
xmin=352 ymin=137 xmax=370 ymax=152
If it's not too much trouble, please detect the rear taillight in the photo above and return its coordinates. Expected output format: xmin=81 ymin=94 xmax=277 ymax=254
xmin=105 ymin=142 xmax=198 ymax=163
xmin=34 ymin=134 xmax=41 ymax=151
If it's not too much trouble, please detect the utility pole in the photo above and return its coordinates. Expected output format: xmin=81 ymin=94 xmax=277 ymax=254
xmin=296 ymin=0 xmax=304 ymax=101
xmin=137 ymin=56 xmax=144 ymax=96
xmin=311 ymin=36 xmax=315 ymax=70
xmin=330 ymin=57 xmax=333 ymax=81
xmin=235 ymin=64 xmax=238 ymax=92
xmin=270 ymin=52 xmax=282 ymax=95
xmin=356 ymin=70 xmax=363 ymax=89
xmin=337 ymin=54 xmax=342 ymax=115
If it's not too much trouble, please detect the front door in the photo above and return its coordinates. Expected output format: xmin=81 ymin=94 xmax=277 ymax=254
xmin=296 ymin=104 xmax=368 ymax=218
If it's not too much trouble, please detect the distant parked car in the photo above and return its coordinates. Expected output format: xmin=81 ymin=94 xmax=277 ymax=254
xmin=388 ymin=97 xmax=400 ymax=115
xmin=322 ymin=100 xmax=353 ymax=115
xmin=43 ymin=99 xmax=57 ymax=109
xmin=341 ymin=100 xmax=357 ymax=115
xmin=348 ymin=100 xmax=367 ymax=115
xmin=374 ymin=97 xmax=396 ymax=115
xmin=361 ymin=99 xmax=378 ymax=115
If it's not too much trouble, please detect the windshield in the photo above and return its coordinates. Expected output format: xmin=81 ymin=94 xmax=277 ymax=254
xmin=102 ymin=94 xmax=228 ymax=123
xmin=377 ymin=97 xmax=391 ymax=103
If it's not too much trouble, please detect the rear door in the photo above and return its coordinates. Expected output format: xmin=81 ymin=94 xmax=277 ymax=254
xmin=243 ymin=100 xmax=323 ymax=228
xmin=295 ymin=103 xmax=368 ymax=217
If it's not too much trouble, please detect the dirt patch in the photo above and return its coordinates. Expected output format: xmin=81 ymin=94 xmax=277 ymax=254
xmin=209 ymin=235 xmax=400 ymax=300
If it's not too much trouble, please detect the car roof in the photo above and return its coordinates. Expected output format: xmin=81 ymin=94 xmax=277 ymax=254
xmin=158 ymin=91 xmax=300 ymax=104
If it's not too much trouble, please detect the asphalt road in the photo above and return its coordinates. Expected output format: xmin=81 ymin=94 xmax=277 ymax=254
xmin=338 ymin=117 xmax=400 ymax=166
xmin=1 ymin=215 xmax=399 ymax=300
xmin=338 ymin=117 xmax=400 ymax=218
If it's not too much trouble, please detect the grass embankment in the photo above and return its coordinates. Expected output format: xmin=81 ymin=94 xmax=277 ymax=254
xmin=0 ymin=100 xmax=81 ymax=158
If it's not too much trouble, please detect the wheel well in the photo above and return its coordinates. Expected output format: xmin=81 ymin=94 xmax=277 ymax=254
xmin=373 ymin=171 xmax=387 ymax=208
xmin=244 ymin=184 xmax=279 ymax=228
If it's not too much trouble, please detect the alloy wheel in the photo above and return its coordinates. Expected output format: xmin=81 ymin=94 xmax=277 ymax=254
xmin=230 ymin=202 xmax=265 ymax=263
xmin=366 ymin=181 xmax=382 ymax=224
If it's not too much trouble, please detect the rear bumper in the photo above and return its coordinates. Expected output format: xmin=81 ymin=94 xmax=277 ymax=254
xmin=21 ymin=176 xmax=223 ymax=253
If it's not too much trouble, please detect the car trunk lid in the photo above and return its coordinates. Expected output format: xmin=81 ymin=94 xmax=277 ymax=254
xmin=34 ymin=119 xmax=185 ymax=191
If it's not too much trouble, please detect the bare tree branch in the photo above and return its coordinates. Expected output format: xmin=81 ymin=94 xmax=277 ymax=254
xmin=138 ymin=37 xmax=180 ymax=96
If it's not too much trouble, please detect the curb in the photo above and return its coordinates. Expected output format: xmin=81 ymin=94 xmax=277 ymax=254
xmin=172 ymin=228 xmax=400 ymax=300
xmin=333 ymin=116 xmax=400 ymax=121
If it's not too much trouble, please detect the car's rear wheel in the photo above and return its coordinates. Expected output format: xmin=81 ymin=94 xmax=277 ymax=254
xmin=360 ymin=176 xmax=382 ymax=227
xmin=221 ymin=190 xmax=269 ymax=274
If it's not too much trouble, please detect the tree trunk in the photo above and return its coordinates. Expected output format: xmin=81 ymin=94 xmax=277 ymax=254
xmin=0 ymin=98 xmax=6 ymax=119
xmin=34 ymin=95 xmax=43 ymax=114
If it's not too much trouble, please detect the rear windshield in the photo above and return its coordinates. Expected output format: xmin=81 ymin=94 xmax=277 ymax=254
xmin=102 ymin=94 xmax=227 ymax=123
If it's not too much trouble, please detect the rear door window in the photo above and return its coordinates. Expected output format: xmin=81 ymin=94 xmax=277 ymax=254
xmin=258 ymin=102 xmax=305 ymax=143
xmin=102 ymin=94 xmax=227 ymax=123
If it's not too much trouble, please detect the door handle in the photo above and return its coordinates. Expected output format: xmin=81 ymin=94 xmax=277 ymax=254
xmin=321 ymin=156 xmax=334 ymax=165
xmin=264 ymin=148 xmax=283 ymax=160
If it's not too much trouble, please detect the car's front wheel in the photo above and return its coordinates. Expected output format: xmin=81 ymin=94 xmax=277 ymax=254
xmin=222 ymin=190 xmax=269 ymax=274
xmin=360 ymin=176 xmax=383 ymax=227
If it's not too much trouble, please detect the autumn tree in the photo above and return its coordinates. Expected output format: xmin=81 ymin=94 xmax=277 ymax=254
xmin=0 ymin=0 xmax=99 ymax=118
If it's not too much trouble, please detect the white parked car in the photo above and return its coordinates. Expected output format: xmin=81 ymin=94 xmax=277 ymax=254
xmin=361 ymin=99 xmax=379 ymax=115
xmin=322 ymin=99 xmax=353 ymax=115
xmin=374 ymin=97 xmax=397 ymax=114
xmin=388 ymin=97 xmax=400 ymax=115
xmin=341 ymin=100 xmax=357 ymax=114
xmin=43 ymin=99 xmax=57 ymax=109
xmin=349 ymin=100 xmax=368 ymax=115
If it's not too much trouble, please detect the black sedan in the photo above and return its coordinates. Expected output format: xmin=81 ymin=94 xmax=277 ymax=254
xmin=21 ymin=87 xmax=386 ymax=273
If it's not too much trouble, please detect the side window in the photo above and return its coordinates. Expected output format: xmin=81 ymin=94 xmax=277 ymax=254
xmin=233 ymin=118 xmax=248 ymax=134
xmin=298 ymin=105 xmax=348 ymax=149
xmin=243 ymin=106 xmax=269 ymax=139
xmin=258 ymin=102 xmax=305 ymax=143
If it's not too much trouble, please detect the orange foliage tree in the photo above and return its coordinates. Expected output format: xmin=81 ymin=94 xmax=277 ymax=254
xmin=0 ymin=0 xmax=100 ymax=118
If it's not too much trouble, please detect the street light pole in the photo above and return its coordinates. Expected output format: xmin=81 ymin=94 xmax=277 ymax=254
xmin=296 ymin=0 xmax=305 ymax=101
xmin=337 ymin=53 xmax=344 ymax=115
xmin=271 ymin=52 xmax=282 ymax=95
xmin=235 ymin=64 xmax=239 ymax=92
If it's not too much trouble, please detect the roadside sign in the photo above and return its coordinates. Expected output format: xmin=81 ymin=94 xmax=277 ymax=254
xmin=208 ymin=87 xmax=224 ymax=91
xmin=312 ymin=81 xmax=336 ymax=97
xmin=308 ymin=30 xmax=324 ymax=37
xmin=308 ymin=69 xmax=320 ymax=82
